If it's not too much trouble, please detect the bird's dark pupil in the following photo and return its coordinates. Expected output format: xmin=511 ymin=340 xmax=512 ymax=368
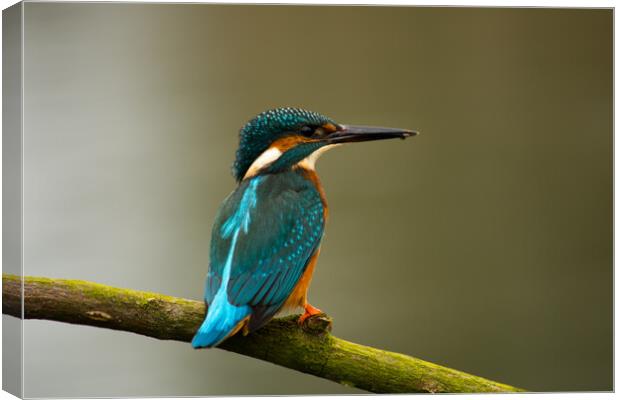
xmin=300 ymin=126 xmax=314 ymax=136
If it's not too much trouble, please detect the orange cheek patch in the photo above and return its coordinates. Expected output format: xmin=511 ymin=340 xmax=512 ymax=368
xmin=271 ymin=135 xmax=314 ymax=152
xmin=322 ymin=123 xmax=338 ymax=133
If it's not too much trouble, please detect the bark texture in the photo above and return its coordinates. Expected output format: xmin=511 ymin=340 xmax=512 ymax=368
xmin=2 ymin=274 xmax=525 ymax=394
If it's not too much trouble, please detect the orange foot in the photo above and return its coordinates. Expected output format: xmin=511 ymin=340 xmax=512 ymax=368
xmin=298 ymin=303 xmax=323 ymax=325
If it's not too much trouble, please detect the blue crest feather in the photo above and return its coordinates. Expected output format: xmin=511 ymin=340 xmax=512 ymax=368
xmin=232 ymin=107 xmax=335 ymax=181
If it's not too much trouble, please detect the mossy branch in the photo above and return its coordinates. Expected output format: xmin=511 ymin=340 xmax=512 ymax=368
xmin=2 ymin=274 xmax=524 ymax=393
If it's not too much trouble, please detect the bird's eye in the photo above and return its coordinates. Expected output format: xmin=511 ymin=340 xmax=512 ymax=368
xmin=300 ymin=126 xmax=314 ymax=136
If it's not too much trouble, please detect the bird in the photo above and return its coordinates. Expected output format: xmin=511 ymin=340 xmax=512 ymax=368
xmin=192 ymin=107 xmax=416 ymax=348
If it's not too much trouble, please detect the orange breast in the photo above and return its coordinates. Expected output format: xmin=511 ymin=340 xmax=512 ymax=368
xmin=283 ymin=250 xmax=320 ymax=311
xmin=281 ymin=167 xmax=328 ymax=312
xmin=298 ymin=168 xmax=329 ymax=220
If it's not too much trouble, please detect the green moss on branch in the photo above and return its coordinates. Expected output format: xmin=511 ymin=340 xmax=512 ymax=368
xmin=2 ymin=273 xmax=524 ymax=394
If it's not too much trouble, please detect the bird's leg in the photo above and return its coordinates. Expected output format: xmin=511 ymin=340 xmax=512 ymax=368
xmin=298 ymin=303 xmax=323 ymax=324
xmin=298 ymin=303 xmax=333 ymax=333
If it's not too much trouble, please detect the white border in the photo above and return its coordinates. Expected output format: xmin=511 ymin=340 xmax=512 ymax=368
xmin=0 ymin=1 xmax=615 ymax=400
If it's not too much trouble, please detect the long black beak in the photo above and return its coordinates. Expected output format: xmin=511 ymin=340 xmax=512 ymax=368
xmin=326 ymin=125 xmax=417 ymax=144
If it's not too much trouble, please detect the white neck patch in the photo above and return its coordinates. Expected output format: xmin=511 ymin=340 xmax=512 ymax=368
xmin=243 ymin=147 xmax=282 ymax=180
xmin=243 ymin=143 xmax=340 ymax=179
xmin=298 ymin=144 xmax=339 ymax=171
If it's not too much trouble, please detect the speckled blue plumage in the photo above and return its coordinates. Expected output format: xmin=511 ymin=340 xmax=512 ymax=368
xmin=192 ymin=170 xmax=325 ymax=347
xmin=232 ymin=107 xmax=335 ymax=181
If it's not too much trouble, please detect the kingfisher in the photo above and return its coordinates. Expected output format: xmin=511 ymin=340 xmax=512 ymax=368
xmin=192 ymin=107 xmax=415 ymax=348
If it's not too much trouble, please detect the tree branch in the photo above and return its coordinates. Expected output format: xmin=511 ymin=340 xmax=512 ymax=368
xmin=2 ymin=274 xmax=524 ymax=393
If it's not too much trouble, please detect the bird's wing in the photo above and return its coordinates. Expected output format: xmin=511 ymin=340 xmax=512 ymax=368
xmin=205 ymin=172 xmax=324 ymax=330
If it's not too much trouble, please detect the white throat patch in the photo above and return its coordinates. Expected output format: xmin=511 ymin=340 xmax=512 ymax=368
xmin=298 ymin=144 xmax=339 ymax=171
xmin=243 ymin=143 xmax=339 ymax=179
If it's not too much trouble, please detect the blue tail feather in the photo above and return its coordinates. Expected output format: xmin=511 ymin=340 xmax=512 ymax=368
xmin=191 ymin=297 xmax=251 ymax=348
xmin=193 ymin=177 xmax=264 ymax=349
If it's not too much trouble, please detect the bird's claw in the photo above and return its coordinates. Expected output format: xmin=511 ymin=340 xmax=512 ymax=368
xmin=301 ymin=313 xmax=333 ymax=334
xmin=298 ymin=304 xmax=332 ymax=334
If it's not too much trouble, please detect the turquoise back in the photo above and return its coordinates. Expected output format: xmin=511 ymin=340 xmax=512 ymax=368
xmin=205 ymin=169 xmax=325 ymax=331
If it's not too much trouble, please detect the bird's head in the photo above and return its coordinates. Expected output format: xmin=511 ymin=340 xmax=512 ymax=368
xmin=232 ymin=107 xmax=416 ymax=181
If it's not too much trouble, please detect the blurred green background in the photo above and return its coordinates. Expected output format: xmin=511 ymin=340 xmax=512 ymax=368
xmin=19 ymin=3 xmax=611 ymax=396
